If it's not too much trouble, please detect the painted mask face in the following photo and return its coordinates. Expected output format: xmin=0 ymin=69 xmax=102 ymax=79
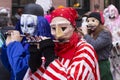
xmin=50 ymin=17 xmax=74 ymax=42
xmin=109 ymin=9 xmax=116 ymax=19
xmin=87 ymin=17 xmax=99 ymax=31
xmin=20 ymin=14 xmax=37 ymax=35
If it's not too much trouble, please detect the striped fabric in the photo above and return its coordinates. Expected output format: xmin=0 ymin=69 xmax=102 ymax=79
xmin=23 ymin=40 xmax=100 ymax=80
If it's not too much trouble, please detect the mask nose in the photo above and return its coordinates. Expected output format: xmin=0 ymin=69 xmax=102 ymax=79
xmin=22 ymin=26 xmax=28 ymax=34
xmin=56 ymin=26 xmax=64 ymax=39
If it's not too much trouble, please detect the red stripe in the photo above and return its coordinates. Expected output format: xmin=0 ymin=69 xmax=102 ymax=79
xmin=41 ymin=77 xmax=46 ymax=80
xmin=84 ymin=71 xmax=90 ymax=80
xmin=78 ymin=65 xmax=85 ymax=79
xmin=62 ymin=58 xmax=67 ymax=65
xmin=34 ymin=72 xmax=41 ymax=79
xmin=38 ymin=67 xmax=45 ymax=73
xmin=84 ymin=44 xmax=98 ymax=60
xmin=43 ymin=69 xmax=60 ymax=79
xmin=74 ymin=63 xmax=80 ymax=79
xmin=30 ymin=77 xmax=34 ymax=80
xmin=73 ymin=56 xmax=95 ymax=78
xmin=49 ymin=63 xmax=67 ymax=78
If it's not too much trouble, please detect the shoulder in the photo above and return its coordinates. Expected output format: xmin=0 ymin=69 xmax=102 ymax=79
xmin=77 ymin=40 xmax=95 ymax=51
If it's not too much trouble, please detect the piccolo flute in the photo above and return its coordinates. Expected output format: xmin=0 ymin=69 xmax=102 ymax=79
xmin=4 ymin=32 xmax=26 ymax=37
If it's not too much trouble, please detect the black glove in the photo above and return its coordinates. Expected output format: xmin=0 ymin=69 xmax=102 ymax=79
xmin=40 ymin=39 xmax=57 ymax=68
xmin=28 ymin=44 xmax=42 ymax=73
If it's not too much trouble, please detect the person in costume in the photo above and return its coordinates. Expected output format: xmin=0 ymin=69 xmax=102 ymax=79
xmin=23 ymin=7 xmax=100 ymax=80
xmin=0 ymin=3 xmax=56 ymax=80
xmin=80 ymin=12 xmax=113 ymax=80
xmin=103 ymin=4 xmax=120 ymax=80
xmin=104 ymin=4 xmax=120 ymax=47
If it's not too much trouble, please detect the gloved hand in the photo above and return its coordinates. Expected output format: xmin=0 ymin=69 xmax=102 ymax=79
xmin=28 ymin=44 xmax=42 ymax=73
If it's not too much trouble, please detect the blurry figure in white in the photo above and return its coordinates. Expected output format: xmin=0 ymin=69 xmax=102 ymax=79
xmin=35 ymin=0 xmax=52 ymax=15
xmin=104 ymin=4 xmax=120 ymax=80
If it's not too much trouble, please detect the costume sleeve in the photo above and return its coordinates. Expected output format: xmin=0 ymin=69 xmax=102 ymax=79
xmin=84 ymin=30 xmax=112 ymax=50
xmin=1 ymin=44 xmax=11 ymax=72
xmin=23 ymin=66 xmax=45 ymax=80
xmin=6 ymin=41 xmax=30 ymax=79
xmin=41 ymin=42 xmax=100 ymax=80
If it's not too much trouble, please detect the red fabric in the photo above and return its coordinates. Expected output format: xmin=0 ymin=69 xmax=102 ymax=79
xmin=54 ymin=32 xmax=80 ymax=59
xmin=51 ymin=7 xmax=78 ymax=27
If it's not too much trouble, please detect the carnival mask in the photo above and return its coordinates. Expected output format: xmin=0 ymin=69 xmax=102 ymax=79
xmin=109 ymin=9 xmax=116 ymax=19
xmin=50 ymin=17 xmax=74 ymax=42
xmin=87 ymin=17 xmax=100 ymax=32
xmin=20 ymin=14 xmax=37 ymax=36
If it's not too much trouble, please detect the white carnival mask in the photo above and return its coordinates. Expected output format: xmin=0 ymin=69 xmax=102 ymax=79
xmin=20 ymin=14 xmax=37 ymax=35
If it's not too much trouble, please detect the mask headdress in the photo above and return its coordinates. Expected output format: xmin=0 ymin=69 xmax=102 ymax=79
xmin=108 ymin=4 xmax=119 ymax=19
xmin=51 ymin=7 xmax=78 ymax=27
xmin=88 ymin=12 xmax=102 ymax=24
xmin=23 ymin=3 xmax=44 ymax=16
xmin=16 ymin=3 xmax=52 ymax=38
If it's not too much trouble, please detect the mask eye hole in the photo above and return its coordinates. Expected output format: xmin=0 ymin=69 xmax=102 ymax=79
xmin=92 ymin=20 xmax=95 ymax=22
xmin=87 ymin=20 xmax=89 ymax=22
xmin=61 ymin=27 xmax=66 ymax=31
xmin=27 ymin=24 xmax=35 ymax=28
xmin=52 ymin=27 xmax=56 ymax=30
xmin=21 ymin=24 xmax=24 ymax=27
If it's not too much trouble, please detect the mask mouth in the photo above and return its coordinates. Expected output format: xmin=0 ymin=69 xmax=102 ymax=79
xmin=53 ymin=39 xmax=69 ymax=43
xmin=87 ymin=25 xmax=96 ymax=30
xmin=23 ymin=33 xmax=31 ymax=37
xmin=109 ymin=16 xmax=115 ymax=19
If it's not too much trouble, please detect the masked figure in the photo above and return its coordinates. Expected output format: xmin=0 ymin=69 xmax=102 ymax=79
xmin=104 ymin=4 xmax=120 ymax=46
xmin=1 ymin=3 xmax=55 ymax=80
xmin=24 ymin=7 xmax=100 ymax=80
xmin=80 ymin=12 xmax=113 ymax=80
xmin=104 ymin=4 xmax=120 ymax=80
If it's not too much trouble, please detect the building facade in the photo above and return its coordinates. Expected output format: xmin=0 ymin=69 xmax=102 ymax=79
xmin=0 ymin=0 xmax=120 ymax=17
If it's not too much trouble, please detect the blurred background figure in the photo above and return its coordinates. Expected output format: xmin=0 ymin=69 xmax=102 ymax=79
xmin=0 ymin=7 xmax=14 ymax=80
xmin=104 ymin=4 xmax=120 ymax=80
xmin=94 ymin=4 xmax=104 ymax=25
xmin=14 ymin=8 xmax=23 ymax=20
xmin=35 ymin=0 xmax=53 ymax=15
xmin=12 ymin=8 xmax=23 ymax=26
xmin=44 ymin=6 xmax=55 ymax=23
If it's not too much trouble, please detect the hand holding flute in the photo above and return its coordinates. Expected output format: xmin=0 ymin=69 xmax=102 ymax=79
xmin=5 ymin=30 xmax=23 ymax=46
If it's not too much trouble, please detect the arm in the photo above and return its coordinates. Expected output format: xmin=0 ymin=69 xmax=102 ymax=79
xmin=84 ymin=31 xmax=112 ymax=50
xmin=6 ymin=41 xmax=30 ymax=79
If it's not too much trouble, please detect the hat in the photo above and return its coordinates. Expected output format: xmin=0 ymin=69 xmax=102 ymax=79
xmin=88 ymin=12 xmax=102 ymax=23
xmin=24 ymin=3 xmax=44 ymax=16
xmin=51 ymin=7 xmax=78 ymax=27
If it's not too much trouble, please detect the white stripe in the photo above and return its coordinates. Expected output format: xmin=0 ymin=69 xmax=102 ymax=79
xmin=87 ymin=72 xmax=94 ymax=80
xmin=42 ymin=74 xmax=53 ymax=80
xmin=76 ymin=63 xmax=83 ymax=80
xmin=83 ymin=60 xmax=94 ymax=79
xmin=35 ymin=69 xmax=43 ymax=77
xmin=77 ymin=40 xmax=86 ymax=47
xmin=46 ymin=66 xmax=67 ymax=79
xmin=82 ymin=67 xmax=89 ymax=80
xmin=31 ymin=74 xmax=39 ymax=80
xmin=63 ymin=59 xmax=70 ymax=68
xmin=60 ymin=58 xmax=64 ymax=64
xmin=74 ymin=52 xmax=95 ymax=68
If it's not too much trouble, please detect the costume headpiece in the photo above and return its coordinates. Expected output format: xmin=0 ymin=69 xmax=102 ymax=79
xmin=88 ymin=12 xmax=102 ymax=23
xmin=51 ymin=7 xmax=78 ymax=27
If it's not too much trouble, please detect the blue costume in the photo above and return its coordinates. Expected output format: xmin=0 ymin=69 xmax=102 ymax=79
xmin=0 ymin=3 xmax=53 ymax=80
